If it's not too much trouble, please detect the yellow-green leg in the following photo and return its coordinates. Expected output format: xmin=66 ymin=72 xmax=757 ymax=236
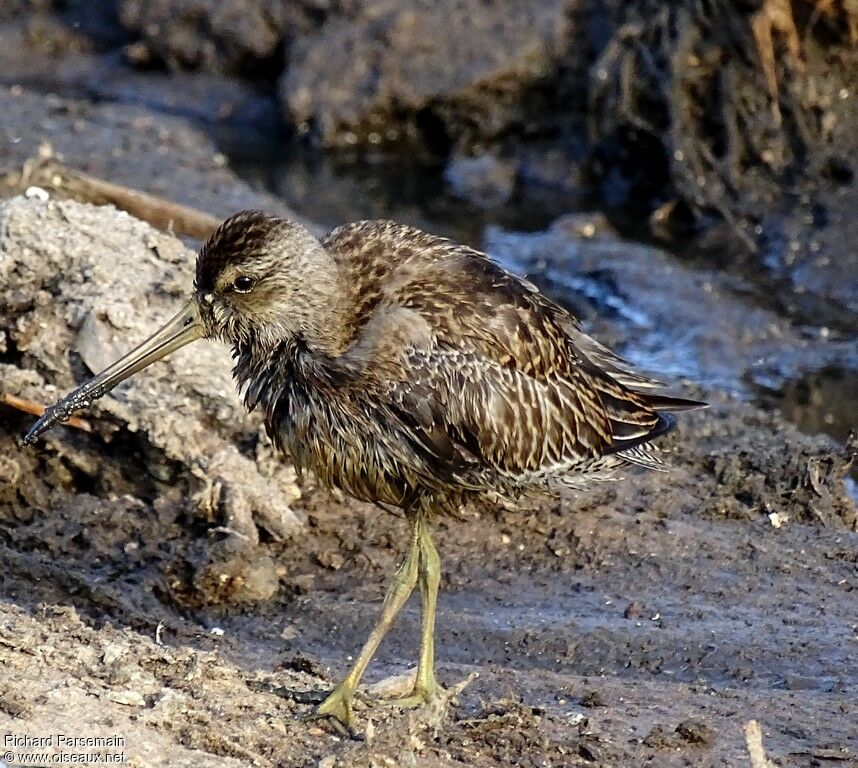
xmin=314 ymin=515 xmax=420 ymax=728
xmin=387 ymin=516 xmax=445 ymax=707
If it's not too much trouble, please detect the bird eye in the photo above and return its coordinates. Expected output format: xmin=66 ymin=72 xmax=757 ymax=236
xmin=233 ymin=276 xmax=254 ymax=293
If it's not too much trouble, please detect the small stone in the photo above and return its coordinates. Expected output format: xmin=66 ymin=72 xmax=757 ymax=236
xmin=123 ymin=41 xmax=154 ymax=67
xmin=579 ymin=689 xmax=606 ymax=708
xmin=0 ymin=686 xmax=31 ymax=718
xmin=107 ymin=689 xmax=146 ymax=707
xmin=676 ymin=719 xmax=715 ymax=746
xmin=316 ymin=550 xmax=345 ymax=570
xmin=768 ymin=511 xmax=788 ymax=528
xmin=444 ymin=153 xmax=516 ymax=208
xmin=642 ymin=724 xmax=673 ymax=749
xmin=785 ymin=674 xmax=818 ymax=691
xmin=102 ymin=642 xmax=125 ymax=665
xmin=367 ymin=668 xmax=417 ymax=699
xmin=624 ymin=601 xmax=642 ymax=619
xmin=24 ymin=186 xmax=49 ymax=202
xmin=0 ymin=455 xmax=22 ymax=486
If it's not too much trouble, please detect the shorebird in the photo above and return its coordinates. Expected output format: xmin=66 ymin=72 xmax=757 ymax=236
xmin=25 ymin=211 xmax=704 ymax=731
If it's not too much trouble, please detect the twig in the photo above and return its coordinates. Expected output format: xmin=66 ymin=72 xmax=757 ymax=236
xmin=1 ymin=393 xmax=91 ymax=433
xmin=744 ymin=720 xmax=776 ymax=768
xmin=12 ymin=156 xmax=221 ymax=240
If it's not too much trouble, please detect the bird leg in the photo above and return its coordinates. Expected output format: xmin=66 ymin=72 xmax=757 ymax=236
xmin=385 ymin=516 xmax=445 ymax=707
xmin=313 ymin=514 xmax=421 ymax=729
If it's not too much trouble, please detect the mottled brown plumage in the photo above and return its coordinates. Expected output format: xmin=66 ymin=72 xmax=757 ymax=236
xmin=213 ymin=214 xmax=700 ymax=508
xmin=26 ymin=210 xmax=704 ymax=733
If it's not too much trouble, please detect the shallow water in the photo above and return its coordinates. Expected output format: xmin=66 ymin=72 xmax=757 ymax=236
xmin=228 ymin=144 xmax=572 ymax=246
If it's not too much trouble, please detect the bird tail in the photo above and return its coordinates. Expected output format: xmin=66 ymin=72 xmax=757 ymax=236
xmin=600 ymin=391 xmax=706 ymax=461
xmin=642 ymin=392 xmax=708 ymax=412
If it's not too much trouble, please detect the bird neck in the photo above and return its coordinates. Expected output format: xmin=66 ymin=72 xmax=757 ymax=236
xmin=297 ymin=249 xmax=353 ymax=358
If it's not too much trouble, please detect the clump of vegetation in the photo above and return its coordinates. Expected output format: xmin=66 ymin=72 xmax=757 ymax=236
xmin=587 ymin=0 xmax=857 ymax=239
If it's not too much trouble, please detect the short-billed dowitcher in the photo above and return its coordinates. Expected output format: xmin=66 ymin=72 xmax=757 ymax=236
xmin=26 ymin=212 xmax=704 ymax=731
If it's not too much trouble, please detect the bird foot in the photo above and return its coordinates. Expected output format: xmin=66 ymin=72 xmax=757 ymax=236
xmin=306 ymin=685 xmax=362 ymax=739
xmin=382 ymin=671 xmax=478 ymax=711
xmin=381 ymin=681 xmax=446 ymax=709
xmin=383 ymin=675 xmax=477 ymax=733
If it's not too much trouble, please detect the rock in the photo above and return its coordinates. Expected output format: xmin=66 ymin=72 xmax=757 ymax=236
xmin=444 ymin=152 xmax=517 ymax=208
xmin=0 ymin=455 xmax=21 ymax=487
xmin=19 ymin=11 xmax=96 ymax=56
xmin=366 ymin=667 xmax=417 ymax=699
xmin=643 ymin=719 xmax=716 ymax=749
xmin=0 ymin=87 xmax=302 ymax=226
xmin=107 ymin=689 xmax=147 ymax=707
xmin=0 ymin=196 xmax=304 ymax=602
xmin=642 ymin=724 xmax=673 ymax=749
xmin=118 ymin=0 xmax=322 ymax=75
xmin=281 ymin=0 xmax=573 ymax=149
xmin=314 ymin=549 xmax=344 ymax=570
xmin=0 ymin=683 xmax=31 ymax=718
xmin=192 ymin=550 xmax=281 ymax=605
xmin=675 ymin=719 xmax=715 ymax=746
xmin=579 ymin=689 xmax=606 ymax=708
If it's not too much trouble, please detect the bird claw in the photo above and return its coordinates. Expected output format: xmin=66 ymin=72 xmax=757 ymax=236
xmin=305 ymin=685 xmax=364 ymax=740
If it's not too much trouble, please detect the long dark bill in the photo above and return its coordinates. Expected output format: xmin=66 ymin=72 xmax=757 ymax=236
xmin=24 ymin=301 xmax=204 ymax=444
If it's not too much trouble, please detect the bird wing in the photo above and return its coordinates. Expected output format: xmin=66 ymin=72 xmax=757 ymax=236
xmin=344 ymin=240 xmax=685 ymax=483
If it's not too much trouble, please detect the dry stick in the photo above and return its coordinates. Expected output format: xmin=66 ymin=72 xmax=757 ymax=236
xmin=17 ymin=158 xmax=221 ymax=240
xmin=743 ymin=720 xmax=775 ymax=768
xmin=1 ymin=393 xmax=92 ymax=433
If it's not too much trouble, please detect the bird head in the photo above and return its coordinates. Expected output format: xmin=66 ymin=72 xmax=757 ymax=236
xmin=24 ymin=211 xmax=333 ymax=443
xmin=194 ymin=211 xmax=333 ymax=348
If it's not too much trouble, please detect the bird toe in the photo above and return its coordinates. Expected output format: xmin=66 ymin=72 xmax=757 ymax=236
xmin=307 ymin=686 xmax=363 ymax=739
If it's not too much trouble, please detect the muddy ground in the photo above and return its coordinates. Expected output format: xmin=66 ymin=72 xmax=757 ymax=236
xmin=0 ymin=4 xmax=856 ymax=768
xmin=0 ymin=190 xmax=855 ymax=768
